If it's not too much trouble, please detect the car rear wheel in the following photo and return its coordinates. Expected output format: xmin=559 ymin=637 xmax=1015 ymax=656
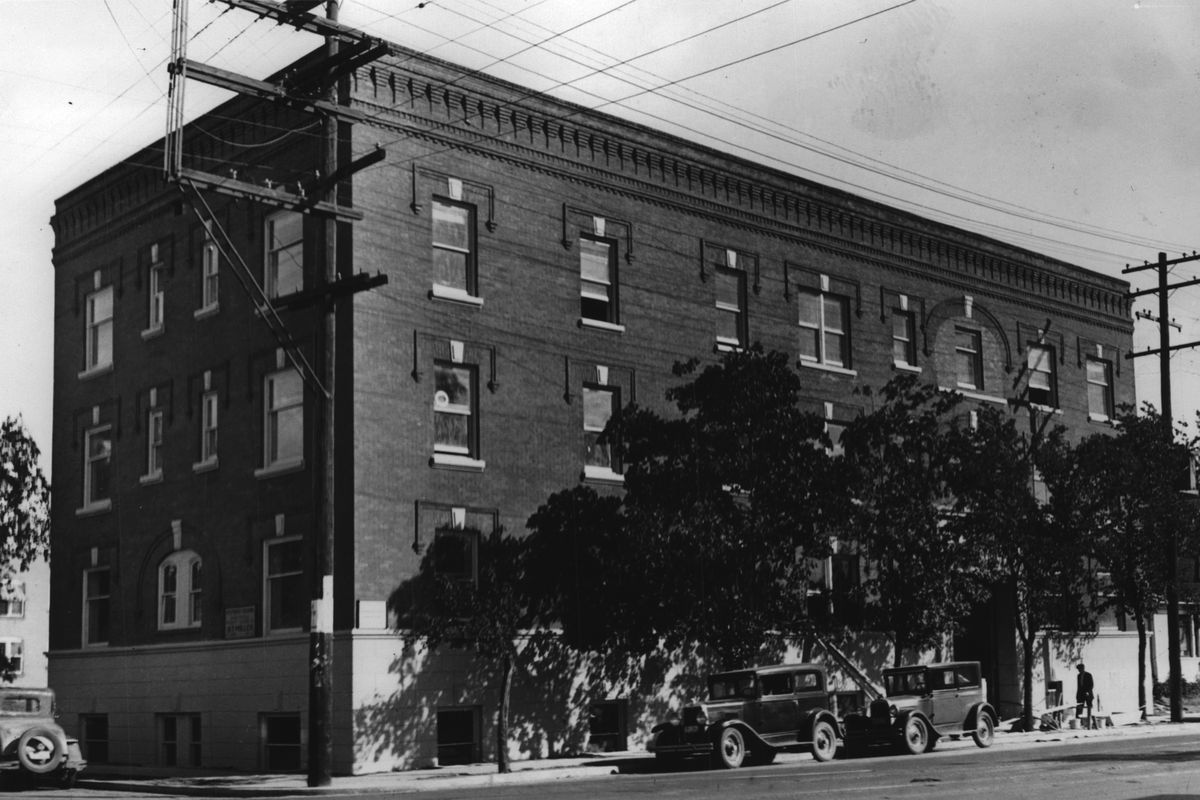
xmin=811 ymin=720 xmax=837 ymax=762
xmin=17 ymin=727 xmax=63 ymax=774
xmin=901 ymin=716 xmax=928 ymax=755
xmin=972 ymin=711 xmax=995 ymax=748
xmin=714 ymin=728 xmax=746 ymax=769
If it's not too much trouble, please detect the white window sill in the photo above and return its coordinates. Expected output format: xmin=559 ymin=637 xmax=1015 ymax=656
xmin=1030 ymin=403 xmax=1063 ymax=416
xmin=78 ymin=363 xmax=113 ymax=381
xmin=192 ymin=457 xmax=219 ymax=473
xmin=139 ymin=471 xmax=163 ymax=486
xmin=430 ymin=453 xmax=486 ymax=472
xmin=430 ymin=285 xmax=483 ymax=307
xmin=75 ymin=499 xmax=112 ymax=517
xmin=715 ymin=339 xmax=744 ymax=352
xmin=893 ymin=361 xmax=921 ymax=374
xmin=1088 ymin=413 xmax=1113 ymax=424
xmin=157 ymin=622 xmax=202 ymax=632
xmin=141 ymin=324 xmax=164 ymax=341
xmin=583 ymin=465 xmax=625 ymax=485
xmin=254 ymin=459 xmax=305 ymax=480
xmin=799 ymin=360 xmax=857 ymax=377
xmin=193 ymin=304 xmax=219 ymax=320
xmin=579 ymin=318 xmax=625 ymax=334
xmin=947 ymin=387 xmax=1008 ymax=405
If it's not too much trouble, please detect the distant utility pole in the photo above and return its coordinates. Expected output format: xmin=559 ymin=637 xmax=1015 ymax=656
xmin=1125 ymin=250 xmax=1200 ymax=725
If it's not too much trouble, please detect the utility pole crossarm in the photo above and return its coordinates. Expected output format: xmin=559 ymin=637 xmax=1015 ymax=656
xmin=1127 ymin=341 xmax=1200 ymax=360
xmin=212 ymin=0 xmax=385 ymax=46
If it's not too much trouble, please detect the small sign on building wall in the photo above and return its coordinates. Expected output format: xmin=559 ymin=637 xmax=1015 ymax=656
xmin=224 ymin=606 xmax=256 ymax=639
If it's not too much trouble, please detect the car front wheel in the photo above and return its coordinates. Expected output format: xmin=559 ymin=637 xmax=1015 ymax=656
xmin=811 ymin=720 xmax=837 ymax=762
xmin=714 ymin=728 xmax=746 ymax=769
xmin=17 ymin=728 xmax=63 ymax=774
xmin=901 ymin=716 xmax=928 ymax=755
xmin=972 ymin=711 xmax=995 ymax=748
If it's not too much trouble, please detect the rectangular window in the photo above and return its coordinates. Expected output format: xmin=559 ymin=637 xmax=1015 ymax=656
xmin=81 ymin=714 xmax=109 ymax=763
xmin=583 ymin=384 xmax=619 ymax=473
xmin=201 ymin=230 xmax=219 ymax=311
xmin=580 ymin=236 xmax=618 ymax=324
xmin=797 ymin=289 xmax=850 ymax=368
xmin=84 ymin=426 xmax=112 ymax=507
xmin=437 ymin=707 xmax=481 ymax=766
xmin=265 ymin=211 xmax=304 ymax=299
xmin=265 ymin=537 xmax=304 ymax=633
xmin=587 ymin=699 xmax=628 ymax=753
xmin=0 ymin=582 xmax=25 ymax=618
xmin=955 ymin=328 xmax=983 ymax=390
xmin=264 ymin=370 xmax=303 ymax=469
xmin=261 ymin=713 xmax=302 ymax=771
xmin=159 ymin=552 xmax=202 ymax=630
xmin=432 ymin=529 xmax=479 ymax=582
xmin=0 ymin=638 xmax=23 ymax=676
xmin=84 ymin=567 xmax=111 ymax=646
xmin=1027 ymin=344 xmax=1057 ymax=407
xmin=159 ymin=713 xmax=201 ymax=767
xmin=201 ymin=392 xmax=218 ymax=463
xmin=148 ymin=262 xmax=165 ymax=331
xmin=433 ymin=362 xmax=477 ymax=458
xmin=714 ymin=267 xmax=747 ymax=348
xmin=146 ymin=409 xmax=164 ymax=478
xmin=892 ymin=309 xmax=917 ymax=366
xmin=431 ymin=199 xmax=476 ymax=297
xmin=85 ymin=286 xmax=114 ymax=371
xmin=1087 ymin=358 xmax=1114 ymax=419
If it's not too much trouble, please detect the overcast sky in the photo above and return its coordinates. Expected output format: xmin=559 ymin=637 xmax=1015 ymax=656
xmin=4 ymin=0 xmax=1200 ymax=473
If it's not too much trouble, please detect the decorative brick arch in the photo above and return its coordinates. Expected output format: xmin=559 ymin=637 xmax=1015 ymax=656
xmin=922 ymin=296 xmax=1013 ymax=374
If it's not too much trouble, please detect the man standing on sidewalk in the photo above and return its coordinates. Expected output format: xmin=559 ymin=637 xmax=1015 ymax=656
xmin=1076 ymin=663 xmax=1095 ymax=728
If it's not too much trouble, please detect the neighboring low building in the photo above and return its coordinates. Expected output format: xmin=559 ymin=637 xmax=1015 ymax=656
xmin=48 ymin=38 xmax=1135 ymax=772
xmin=0 ymin=559 xmax=50 ymax=688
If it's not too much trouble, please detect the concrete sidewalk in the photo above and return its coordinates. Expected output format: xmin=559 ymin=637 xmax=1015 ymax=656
xmin=76 ymin=719 xmax=1200 ymax=797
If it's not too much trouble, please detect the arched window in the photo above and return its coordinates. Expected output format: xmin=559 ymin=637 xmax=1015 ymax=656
xmin=159 ymin=551 xmax=202 ymax=630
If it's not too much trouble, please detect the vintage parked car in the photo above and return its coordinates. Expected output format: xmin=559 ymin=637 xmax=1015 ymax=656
xmin=0 ymin=687 xmax=86 ymax=786
xmin=648 ymin=663 xmax=841 ymax=769
xmin=842 ymin=660 xmax=997 ymax=755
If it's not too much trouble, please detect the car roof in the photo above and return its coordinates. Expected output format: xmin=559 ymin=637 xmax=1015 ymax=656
xmin=884 ymin=661 xmax=981 ymax=673
xmin=713 ymin=663 xmax=825 ymax=676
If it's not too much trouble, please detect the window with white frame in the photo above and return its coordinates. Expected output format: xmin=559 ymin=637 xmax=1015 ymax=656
xmin=892 ymin=309 xmax=917 ymax=367
xmin=824 ymin=402 xmax=847 ymax=457
xmin=159 ymin=550 xmax=201 ymax=630
xmin=0 ymin=638 xmax=23 ymax=676
xmin=954 ymin=327 xmax=983 ymax=390
xmin=1087 ymin=357 xmax=1114 ymax=419
xmin=714 ymin=256 xmax=747 ymax=349
xmin=264 ymin=537 xmax=304 ymax=633
xmin=147 ymin=244 xmax=165 ymax=331
xmin=200 ymin=391 xmax=218 ymax=463
xmin=85 ymin=286 xmax=114 ymax=372
xmin=145 ymin=408 xmax=164 ymax=479
xmin=797 ymin=289 xmax=850 ymax=368
xmin=263 ymin=369 xmax=303 ymax=470
xmin=583 ymin=384 xmax=619 ymax=474
xmin=200 ymin=227 xmax=219 ymax=312
xmin=433 ymin=361 xmax=477 ymax=459
xmin=265 ymin=211 xmax=304 ymax=299
xmin=83 ymin=567 xmax=110 ymax=646
xmin=431 ymin=198 xmax=476 ymax=298
xmin=84 ymin=426 xmax=112 ymax=508
xmin=580 ymin=235 xmax=618 ymax=324
xmin=1026 ymin=344 xmax=1057 ymax=407
xmin=0 ymin=582 xmax=24 ymax=617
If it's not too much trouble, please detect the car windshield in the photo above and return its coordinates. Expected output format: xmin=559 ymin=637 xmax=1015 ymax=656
xmin=708 ymin=672 xmax=758 ymax=700
xmin=0 ymin=693 xmax=47 ymax=715
xmin=885 ymin=670 xmax=927 ymax=697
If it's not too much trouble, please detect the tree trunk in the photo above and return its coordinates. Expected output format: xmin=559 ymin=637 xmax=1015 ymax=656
xmin=1135 ymin=610 xmax=1148 ymax=719
xmin=1017 ymin=630 xmax=1035 ymax=732
xmin=496 ymin=651 xmax=515 ymax=774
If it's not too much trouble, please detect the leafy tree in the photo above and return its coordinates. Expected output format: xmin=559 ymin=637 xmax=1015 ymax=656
xmin=1047 ymin=406 xmax=1197 ymax=716
xmin=526 ymin=346 xmax=844 ymax=670
xmin=0 ymin=416 xmax=50 ymax=683
xmin=839 ymin=375 xmax=986 ymax=666
xmin=951 ymin=406 xmax=1097 ymax=731
xmin=390 ymin=528 xmax=533 ymax=773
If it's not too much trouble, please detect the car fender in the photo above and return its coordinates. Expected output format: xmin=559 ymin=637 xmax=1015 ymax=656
xmin=964 ymin=702 xmax=997 ymax=732
xmin=801 ymin=708 xmax=842 ymax=741
xmin=893 ymin=709 xmax=938 ymax=739
xmin=710 ymin=719 xmax=768 ymax=750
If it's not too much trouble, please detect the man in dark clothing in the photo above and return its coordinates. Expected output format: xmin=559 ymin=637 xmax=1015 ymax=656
xmin=1076 ymin=663 xmax=1094 ymax=726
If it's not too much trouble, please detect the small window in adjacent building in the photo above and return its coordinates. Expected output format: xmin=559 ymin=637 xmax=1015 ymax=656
xmin=146 ymin=408 xmax=164 ymax=479
xmin=264 ymin=370 xmax=303 ymax=470
xmin=954 ymin=327 xmax=983 ymax=390
xmin=1087 ymin=357 xmax=1114 ymax=420
xmin=437 ymin=707 xmax=481 ymax=766
xmin=80 ymin=714 xmax=109 ymax=763
xmin=0 ymin=582 xmax=25 ymax=618
xmin=892 ymin=309 xmax=917 ymax=366
xmin=84 ymin=567 xmax=111 ymax=646
xmin=84 ymin=426 xmax=112 ymax=508
xmin=583 ymin=384 xmax=619 ymax=474
xmin=200 ymin=227 xmax=220 ymax=312
xmin=432 ymin=198 xmax=476 ymax=298
xmin=714 ymin=265 xmax=747 ymax=349
xmin=200 ymin=391 xmax=218 ymax=464
xmin=159 ymin=550 xmax=202 ymax=630
xmin=85 ymin=286 xmax=114 ymax=372
xmin=433 ymin=362 xmax=477 ymax=458
xmin=580 ymin=236 xmax=618 ymax=324
xmin=1027 ymin=344 xmax=1057 ymax=407
xmin=265 ymin=537 xmax=304 ymax=633
xmin=797 ymin=289 xmax=850 ymax=368
xmin=0 ymin=638 xmax=23 ymax=676
xmin=587 ymin=699 xmax=628 ymax=752
xmin=261 ymin=713 xmax=302 ymax=771
xmin=265 ymin=211 xmax=304 ymax=299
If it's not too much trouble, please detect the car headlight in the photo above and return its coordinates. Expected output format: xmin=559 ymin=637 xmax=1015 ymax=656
xmin=693 ymin=709 xmax=708 ymax=727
